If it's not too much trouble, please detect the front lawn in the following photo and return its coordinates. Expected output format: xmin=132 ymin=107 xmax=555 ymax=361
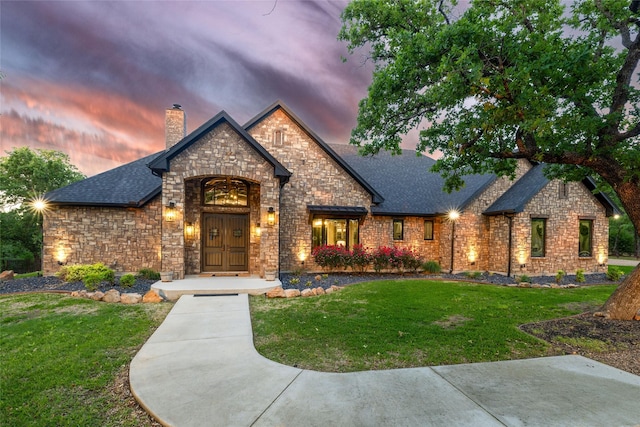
xmin=0 ymin=294 xmax=171 ymax=426
xmin=250 ymin=280 xmax=617 ymax=372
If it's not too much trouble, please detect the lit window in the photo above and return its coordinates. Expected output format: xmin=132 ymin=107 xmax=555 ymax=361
xmin=393 ymin=219 xmax=404 ymax=241
xmin=312 ymin=219 xmax=359 ymax=249
xmin=203 ymin=178 xmax=248 ymax=206
xmin=531 ymin=218 xmax=546 ymax=257
xmin=579 ymin=219 xmax=593 ymax=257
xmin=424 ymin=220 xmax=434 ymax=240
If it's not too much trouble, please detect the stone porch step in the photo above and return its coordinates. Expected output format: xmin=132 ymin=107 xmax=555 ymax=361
xmin=151 ymin=275 xmax=280 ymax=301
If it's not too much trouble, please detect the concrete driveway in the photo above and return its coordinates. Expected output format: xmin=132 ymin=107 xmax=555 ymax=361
xmin=130 ymin=294 xmax=640 ymax=427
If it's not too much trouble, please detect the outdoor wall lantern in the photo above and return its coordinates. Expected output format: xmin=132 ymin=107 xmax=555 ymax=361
xmin=185 ymin=222 xmax=195 ymax=239
xmin=165 ymin=202 xmax=177 ymax=222
xmin=267 ymin=207 xmax=276 ymax=226
xmin=255 ymin=223 xmax=261 ymax=237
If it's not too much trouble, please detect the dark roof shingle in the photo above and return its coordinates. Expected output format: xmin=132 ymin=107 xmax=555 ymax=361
xmin=329 ymin=144 xmax=496 ymax=216
xmin=45 ymin=152 xmax=163 ymax=207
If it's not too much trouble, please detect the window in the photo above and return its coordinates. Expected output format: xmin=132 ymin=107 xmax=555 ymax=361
xmin=424 ymin=220 xmax=434 ymax=240
xmin=274 ymin=129 xmax=284 ymax=145
xmin=531 ymin=218 xmax=546 ymax=257
xmin=393 ymin=219 xmax=404 ymax=240
xmin=559 ymin=182 xmax=568 ymax=199
xmin=579 ymin=219 xmax=593 ymax=257
xmin=203 ymin=178 xmax=248 ymax=206
xmin=312 ymin=219 xmax=359 ymax=249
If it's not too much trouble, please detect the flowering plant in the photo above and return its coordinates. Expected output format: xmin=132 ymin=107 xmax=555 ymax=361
xmin=312 ymin=245 xmax=350 ymax=270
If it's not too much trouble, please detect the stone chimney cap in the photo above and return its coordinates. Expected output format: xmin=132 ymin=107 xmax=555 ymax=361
xmin=172 ymin=104 xmax=182 ymax=109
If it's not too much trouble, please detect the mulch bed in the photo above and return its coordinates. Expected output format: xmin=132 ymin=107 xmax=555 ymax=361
xmin=521 ymin=313 xmax=640 ymax=376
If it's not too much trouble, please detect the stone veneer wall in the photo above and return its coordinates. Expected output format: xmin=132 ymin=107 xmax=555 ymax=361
xmin=447 ymin=159 xmax=608 ymax=276
xmin=359 ymin=216 xmax=442 ymax=265
xmin=247 ymin=109 xmax=373 ymax=272
xmin=512 ymin=180 xmax=608 ymax=276
xmin=42 ymin=197 xmax=162 ymax=275
xmin=162 ymin=122 xmax=280 ymax=279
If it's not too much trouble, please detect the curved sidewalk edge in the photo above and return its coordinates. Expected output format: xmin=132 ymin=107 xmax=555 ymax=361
xmin=131 ymin=294 xmax=640 ymax=427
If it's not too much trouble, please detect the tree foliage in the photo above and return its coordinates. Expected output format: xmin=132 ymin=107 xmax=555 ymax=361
xmin=0 ymin=147 xmax=84 ymax=207
xmin=0 ymin=147 xmax=84 ymax=271
xmin=340 ymin=0 xmax=639 ymax=319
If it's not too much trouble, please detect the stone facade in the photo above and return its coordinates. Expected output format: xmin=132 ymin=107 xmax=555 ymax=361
xmin=42 ymin=197 xmax=162 ymax=275
xmin=247 ymin=109 xmax=372 ymax=272
xmin=162 ymin=122 xmax=280 ymax=279
xmin=42 ymin=105 xmax=612 ymax=279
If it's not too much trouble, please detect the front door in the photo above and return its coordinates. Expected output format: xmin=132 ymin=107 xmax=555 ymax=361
xmin=202 ymin=213 xmax=248 ymax=272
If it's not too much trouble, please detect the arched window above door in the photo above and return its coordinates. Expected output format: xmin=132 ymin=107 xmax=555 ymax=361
xmin=203 ymin=178 xmax=248 ymax=206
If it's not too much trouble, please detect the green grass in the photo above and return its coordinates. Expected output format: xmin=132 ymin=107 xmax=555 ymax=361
xmin=250 ymin=280 xmax=617 ymax=372
xmin=0 ymin=293 xmax=172 ymax=426
xmin=14 ymin=271 xmax=42 ymax=279
xmin=610 ymin=264 xmax=634 ymax=275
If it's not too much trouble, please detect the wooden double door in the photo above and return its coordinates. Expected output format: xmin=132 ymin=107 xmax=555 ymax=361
xmin=202 ymin=213 xmax=248 ymax=272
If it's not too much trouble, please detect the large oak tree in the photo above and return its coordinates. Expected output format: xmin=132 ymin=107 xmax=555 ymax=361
xmin=340 ymin=0 xmax=639 ymax=319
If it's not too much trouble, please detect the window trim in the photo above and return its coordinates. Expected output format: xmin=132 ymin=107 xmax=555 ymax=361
xmin=531 ymin=218 xmax=546 ymax=258
xmin=201 ymin=177 xmax=249 ymax=207
xmin=424 ymin=219 xmax=434 ymax=240
xmin=312 ymin=218 xmax=359 ymax=250
xmin=578 ymin=219 xmax=593 ymax=257
xmin=393 ymin=219 xmax=404 ymax=241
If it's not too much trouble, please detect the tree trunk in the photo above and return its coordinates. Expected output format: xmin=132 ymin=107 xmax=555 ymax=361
xmin=601 ymin=264 xmax=640 ymax=320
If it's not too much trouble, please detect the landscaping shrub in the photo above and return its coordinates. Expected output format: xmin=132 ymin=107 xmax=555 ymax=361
xmin=422 ymin=260 xmax=442 ymax=274
xmin=607 ymin=267 xmax=623 ymax=281
xmin=349 ymin=244 xmax=371 ymax=272
xmin=119 ymin=273 xmax=136 ymax=288
xmin=555 ymin=269 xmax=566 ymax=284
xmin=464 ymin=271 xmax=482 ymax=280
xmin=312 ymin=245 xmax=350 ymax=270
xmin=57 ymin=263 xmax=115 ymax=284
xmin=312 ymin=245 xmax=422 ymax=273
xmin=371 ymin=246 xmax=404 ymax=272
xmin=137 ymin=268 xmax=160 ymax=280
xmin=398 ymin=248 xmax=422 ymax=273
xmin=83 ymin=273 xmax=102 ymax=291
xmin=516 ymin=274 xmax=531 ymax=283
xmin=575 ymin=269 xmax=585 ymax=283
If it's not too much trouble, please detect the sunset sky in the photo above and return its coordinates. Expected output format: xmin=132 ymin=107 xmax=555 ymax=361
xmin=1 ymin=0 xmax=381 ymax=176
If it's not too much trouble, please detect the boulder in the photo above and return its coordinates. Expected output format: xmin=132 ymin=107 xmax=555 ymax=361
xmin=142 ymin=290 xmax=163 ymax=303
xmin=121 ymin=293 xmax=142 ymax=304
xmin=102 ymin=289 xmax=121 ymax=303
xmin=90 ymin=291 xmax=105 ymax=301
xmin=325 ymin=287 xmax=334 ymax=294
xmin=284 ymin=289 xmax=301 ymax=298
xmin=0 ymin=270 xmax=14 ymax=281
xmin=330 ymin=285 xmax=342 ymax=292
xmin=315 ymin=275 xmax=322 ymax=281
xmin=301 ymin=289 xmax=314 ymax=297
xmin=315 ymin=287 xmax=325 ymax=295
xmin=266 ymin=286 xmax=286 ymax=298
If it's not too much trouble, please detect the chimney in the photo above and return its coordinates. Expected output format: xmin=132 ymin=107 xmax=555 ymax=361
xmin=165 ymin=104 xmax=186 ymax=149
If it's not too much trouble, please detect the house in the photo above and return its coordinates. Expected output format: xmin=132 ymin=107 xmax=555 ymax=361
xmin=42 ymin=101 xmax=618 ymax=279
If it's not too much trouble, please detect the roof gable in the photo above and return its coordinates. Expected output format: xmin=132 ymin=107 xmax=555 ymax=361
xmin=484 ymin=164 xmax=548 ymax=215
xmin=148 ymin=110 xmax=291 ymax=185
xmin=244 ymin=101 xmax=384 ymax=204
xmin=484 ymin=163 xmax=621 ymax=217
xmin=45 ymin=152 xmax=163 ymax=207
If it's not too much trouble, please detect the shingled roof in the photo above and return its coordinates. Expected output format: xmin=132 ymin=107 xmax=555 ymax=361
xmin=484 ymin=164 xmax=549 ymax=215
xmin=45 ymin=152 xmax=163 ymax=207
xmin=329 ymin=144 xmax=496 ymax=216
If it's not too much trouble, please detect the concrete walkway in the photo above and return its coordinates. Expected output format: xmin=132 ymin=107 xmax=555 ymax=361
xmin=130 ymin=294 xmax=640 ymax=427
xmin=609 ymin=258 xmax=640 ymax=267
